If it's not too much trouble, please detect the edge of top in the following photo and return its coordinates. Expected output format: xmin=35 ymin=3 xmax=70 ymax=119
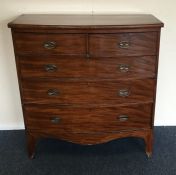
xmin=8 ymin=14 xmax=164 ymax=29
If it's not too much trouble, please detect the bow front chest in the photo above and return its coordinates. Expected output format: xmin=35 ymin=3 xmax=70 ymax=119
xmin=8 ymin=14 xmax=163 ymax=158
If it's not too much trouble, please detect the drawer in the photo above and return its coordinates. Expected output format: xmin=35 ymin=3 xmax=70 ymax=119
xmin=13 ymin=33 xmax=86 ymax=55
xmin=22 ymin=79 xmax=155 ymax=105
xmin=24 ymin=103 xmax=152 ymax=133
xmin=89 ymin=32 xmax=157 ymax=57
xmin=20 ymin=55 xmax=156 ymax=79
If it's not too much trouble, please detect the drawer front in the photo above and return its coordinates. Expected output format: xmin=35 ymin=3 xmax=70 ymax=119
xmin=14 ymin=33 xmax=86 ymax=55
xmin=24 ymin=103 xmax=152 ymax=133
xmin=22 ymin=79 xmax=155 ymax=105
xmin=89 ymin=32 xmax=157 ymax=57
xmin=20 ymin=56 xmax=156 ymax=79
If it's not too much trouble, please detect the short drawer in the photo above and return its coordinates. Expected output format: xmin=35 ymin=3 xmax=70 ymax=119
xmin=19 ymin=55 xmax=156 ymax=79
xmin=89 ymin=32 xmax=157 ymax=57
xmin=22 ymin=79 xmax=155 ymax=105
xmin=13 ymin=33 xmax=86 ymax=55
xmin=24 ymin=103 xmax=152 ymax=133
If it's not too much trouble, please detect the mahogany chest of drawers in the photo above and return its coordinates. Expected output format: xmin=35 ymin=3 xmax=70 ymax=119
xmin=8 ymin=14 xmax=163 ymax=158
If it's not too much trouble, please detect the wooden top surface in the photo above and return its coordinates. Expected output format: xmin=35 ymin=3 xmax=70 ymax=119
xmin=8 ymin=14 xmax=164 ymax=29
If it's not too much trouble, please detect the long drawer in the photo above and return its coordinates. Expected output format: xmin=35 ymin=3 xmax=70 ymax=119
xmin=24 ymin=103 xmax=153 ymax=133
xmin=22 ymin=79 xmax=155 ymax=105
xmin=19 ymin=56 xmax=156 ymax=79
xmin=89 ymin=32 xmax=157 ymax=57
xmin=13 ymin=33 xmax=86 ymax=55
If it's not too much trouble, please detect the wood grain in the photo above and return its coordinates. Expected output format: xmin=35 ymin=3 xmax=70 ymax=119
xmin=8 ymin=14 xmax=164 ymax=29
xmin=21 ymin=79 xmax=155 ymax=105
xmin=8 ymin=14 xmax=163 ymax=158
xmin=19 ymin=55 xmax=157 ymax=79
xmin=27 ymin=129 xmax=152 ymax=146
xmin=89 ymin=33 xmax=157 ymax=57
xmin=14 ymin=33 xmax=86 ymax=55
xmin=24 ymin=103 xmax=153 ymax=133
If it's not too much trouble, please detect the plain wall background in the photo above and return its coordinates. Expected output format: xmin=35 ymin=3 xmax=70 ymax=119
xmin=0 ymin=0 xmax=175 ymax=129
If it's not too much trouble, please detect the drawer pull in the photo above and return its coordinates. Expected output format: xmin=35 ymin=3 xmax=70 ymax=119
xmin=43 ymin=41 xmax=56 ymax=49
xmin=45 ymin=64 xmax=57 ymax=72
xmin=119 ymin=41 xmax=129 ymax=49
xmin=47 ymin=89 xmax=59 ymax=96
xmin=118 ymin=115 xmax=129 ymax=122
xmin=119 ymin=89 xmax=130 ymax=97
xmin=119 ymin=64 xmax=129 ymax=72
xmin=51 ymin=117 xmax=60 ymax=124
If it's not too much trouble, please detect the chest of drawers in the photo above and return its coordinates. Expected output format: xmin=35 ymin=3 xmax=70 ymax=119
xmin=8 ymin=14 xmax=163 ymax=158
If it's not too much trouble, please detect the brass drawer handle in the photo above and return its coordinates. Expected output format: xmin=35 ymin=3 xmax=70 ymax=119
xmin=43 ymin=41 xmax=56 ymax=49
xmin=51 ymin=117 xmax=60 ymax=124
xmin=45 ymin=64 xmax=57 ymax=72
xmin=118 ymin=64 xmax=129 ymax=72
xmin=119 ymin=41 xmax=130 ymax=49
xmin=118 ymin=115 xmax=129 ymax=122
xmin=47 ymin=89 xmax=59 ymax=96
xmin=119 ymin=89 xmax=130 ymax=97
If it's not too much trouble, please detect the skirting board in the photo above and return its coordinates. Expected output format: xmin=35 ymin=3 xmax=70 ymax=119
xmin=0 ymin=124 xmax=25 ymax=130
